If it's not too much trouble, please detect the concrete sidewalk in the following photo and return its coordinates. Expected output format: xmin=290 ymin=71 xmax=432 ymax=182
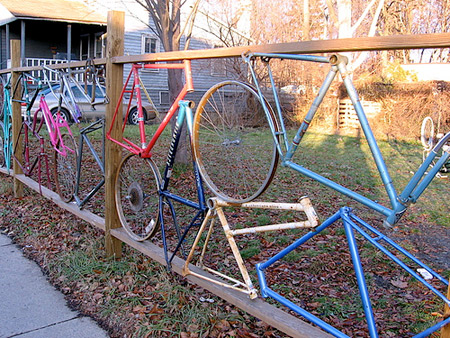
xmin=0 ymin=234 xmax=109 ymax=338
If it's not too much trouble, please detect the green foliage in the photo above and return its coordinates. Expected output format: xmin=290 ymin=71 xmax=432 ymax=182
xmin=240 ymin=246 xmax=260 ymax=260
xmin=383 ymin=61 xmax=418 ymax=84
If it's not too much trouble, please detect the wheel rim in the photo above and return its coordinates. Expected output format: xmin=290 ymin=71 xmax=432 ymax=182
xmin=192 ymin=80 xmax=279 ymax=203
xmin=116 ymin=154 xmax=161 ymax=241
xmin=421 ymin=116 xmax=434 ymax=151
xmin=54 ymin=134 xmax=77 ymax=202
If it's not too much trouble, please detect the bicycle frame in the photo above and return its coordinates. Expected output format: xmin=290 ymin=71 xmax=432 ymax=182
xmin=1 ymin=76 xmax=13 ymax=171
xmin=73 ymin=118 xmax=105 ymax=208
xmin=107 ymin=61 xmax=205 ymax=267
xmin=106 ymin=60 xmax=193 ymax=157
xmin=44 ymin=65 xmax=107 ymax=124
xmin=13 ymin=91 xmax=52 ymax=190
xmin=244 ymin=53 xmax=450 ymax=226
xmin=19 ymin=71 xmax=75 ymax=157
xmin=158 ymin=100 xmax=207 ymax=267
xmin=38 ymin=94 xmax=74 ymax=157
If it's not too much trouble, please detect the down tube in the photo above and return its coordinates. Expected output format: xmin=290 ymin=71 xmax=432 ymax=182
xmin=184 ymin=101 xmax=206 ymax=209
xmin=285 ymin=160 xmax=392 ymax=217
xmin=338 ymin=63 xmax=399 ymax=211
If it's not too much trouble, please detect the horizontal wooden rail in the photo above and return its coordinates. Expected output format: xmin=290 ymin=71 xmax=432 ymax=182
xmin=2 ymin=32 xmax=450 ymax=75
xmin=0 ymin=167 xmax=331 ymax=338
xmin=111 ymin=32 xmax=450 ymax=63
xmin=0 ymin=169 xmax=106 ymax=231
xmin=111 ymin=227 xmax=333 ymax=338
xmin=0 ymin=58 xmax=107 ymax=75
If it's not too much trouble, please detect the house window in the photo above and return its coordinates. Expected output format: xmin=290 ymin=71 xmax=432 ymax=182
xmin=80 ymin=34 xmax=90 ymax=60
xmin=160 ymin=91 xmax=169 ymax=106
xmin=94 ymin=33 xmax=105 ymax=59
xmin=142 ymin=35 xmax=159 ymax=54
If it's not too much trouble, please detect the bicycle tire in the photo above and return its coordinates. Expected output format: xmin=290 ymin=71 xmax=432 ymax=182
xmin=54 ymin=133 xmax=77 ymax=203
xmin=421 ymin=116 xmax=434 ymax=151
xmin=115 ymin=153 xmax=161 ymax=241
xmin=0 ymin=77 xmax=5 ymax=121
xmin=192 ymin=80 xmax=279 ymax=203
xmin=0 ymin=121 xmax=5 ymax=167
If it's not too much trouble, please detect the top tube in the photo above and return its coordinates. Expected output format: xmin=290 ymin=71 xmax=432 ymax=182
xmin=106 ymin=60 xmax=193 ymax=158
xmin=244 ymin=53 xmax=330 ymax=64
xmin=241 ymin=53 xmax=447 ymax=226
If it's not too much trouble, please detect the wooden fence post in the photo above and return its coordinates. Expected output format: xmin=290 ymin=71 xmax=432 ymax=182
xmin=105 ymin=10 xmax=124 ymax=259
xmin=442 ymin=278 xmax=450 ymax=338
xmin=11 ymin=39 xmax=23 ymax=198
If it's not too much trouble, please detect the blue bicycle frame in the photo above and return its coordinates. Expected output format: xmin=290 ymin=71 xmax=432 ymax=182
xmin=244 ymin=53 xmax=450 ymax=226
xmin=158 ymin=100 xmax=208 ymax=267
xmin=256 ymin=207 xmax=450 ymax=338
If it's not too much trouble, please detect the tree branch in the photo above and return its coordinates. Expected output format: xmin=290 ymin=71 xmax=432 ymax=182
xmin=351 ymin=0 xmax=378 ymax=34
xmin=178 ymin=0 xmax=201 ymax=50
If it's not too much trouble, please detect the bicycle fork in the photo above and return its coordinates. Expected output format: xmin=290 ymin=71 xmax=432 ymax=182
xmin=158 ymin=100 xmax=206 ymax=270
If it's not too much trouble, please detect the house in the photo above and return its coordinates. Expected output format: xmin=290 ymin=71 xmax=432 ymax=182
xmin=0 ymin=0 xmax=247 ymax=111
xmin=401 ymin=63 xmax=450 ymax=82
xmin=0 ymin=0 xmax=107 ymax=68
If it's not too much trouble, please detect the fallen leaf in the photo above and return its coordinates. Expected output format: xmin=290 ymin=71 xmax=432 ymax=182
xmin=391 ymin=279 xmax=408 ymax=289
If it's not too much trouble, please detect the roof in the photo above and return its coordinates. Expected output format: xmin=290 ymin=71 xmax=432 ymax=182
xmin=0 ymin=0 xmax=107 ymax=26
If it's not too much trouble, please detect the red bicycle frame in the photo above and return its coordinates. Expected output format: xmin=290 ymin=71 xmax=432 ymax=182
xmin=107 ymin=60 xmax=193 ymax=158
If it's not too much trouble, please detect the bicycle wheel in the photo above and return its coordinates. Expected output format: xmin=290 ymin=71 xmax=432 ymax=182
xmin=54 ymin=133 xmax=77 ymax=202
xmin=115 ymin=153 xmax=161 ymax=241
xmin=421 ymin=116 xmax=434 ymax=151
xmin=193 ymin=80 xmax=279 ymax=203
xmin=0 ymin=121 xmax=5 ymax=167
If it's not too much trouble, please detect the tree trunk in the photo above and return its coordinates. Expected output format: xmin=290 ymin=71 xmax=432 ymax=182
xmin=168 ymin=67 xmax=189 ymax=164
xmin=303 ymin=0 xmax=310 ymax=40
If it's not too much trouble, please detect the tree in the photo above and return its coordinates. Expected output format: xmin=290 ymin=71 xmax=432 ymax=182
xmin=135 ymin=0 xmax=201 ymax=163
xmin=198 ymin=0 xmax=254 ymax=80
xmin=325 ymin=0 xmax=385 ymax=70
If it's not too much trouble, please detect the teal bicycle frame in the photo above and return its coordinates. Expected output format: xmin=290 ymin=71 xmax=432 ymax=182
xmin=244 ymin=53 xmax=450 ymax=226
xmin=1 ymin=76 xmax=13 ymax=171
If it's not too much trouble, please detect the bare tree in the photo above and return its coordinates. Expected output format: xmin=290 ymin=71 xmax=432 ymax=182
xmin=135 ymin=0 xmax=200 ymax=163
xmin=136 ymin=0 xmax=200 ymax=100
xmin=197 ymin=0 xmax=254 ymax=80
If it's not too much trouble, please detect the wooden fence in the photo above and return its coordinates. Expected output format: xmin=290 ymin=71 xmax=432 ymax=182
xmin=1 ymin=10 xmax=449 ymax=338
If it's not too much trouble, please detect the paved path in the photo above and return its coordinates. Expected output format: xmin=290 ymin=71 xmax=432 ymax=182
xmin=0 ymin=234 xmax=109 ymax=338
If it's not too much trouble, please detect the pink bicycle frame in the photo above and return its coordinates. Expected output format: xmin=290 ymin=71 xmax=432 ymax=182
xmin=36 ymin=95 xmax=74 ymax=157
xmin=106 ymin=60 xmax=194 ymax=158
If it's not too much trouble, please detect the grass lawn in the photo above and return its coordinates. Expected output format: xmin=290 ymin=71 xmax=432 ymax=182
xmin=0 ymin=123 xmax=448 ymax=337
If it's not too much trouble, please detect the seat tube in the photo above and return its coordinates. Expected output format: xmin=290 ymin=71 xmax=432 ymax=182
xmin=285 ymin=66 xmax=338 ymax=162
xmin=133 ymin=66 xmax=147 ymax=149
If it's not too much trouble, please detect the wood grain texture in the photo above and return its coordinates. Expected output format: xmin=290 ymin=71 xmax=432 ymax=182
xmin=11 ymin=40 xmax=23 ymax=198
xmin=1 ymin=33 xmax=450 ymax=75
xmin=111 ymin=227 xmax=333 ymax=338
xmin=104 ymin=10 xmax=124 ymax=259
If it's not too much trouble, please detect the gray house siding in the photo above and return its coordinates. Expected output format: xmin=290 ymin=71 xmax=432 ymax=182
xmin=0 ymin=0 xmax=235 ymax=112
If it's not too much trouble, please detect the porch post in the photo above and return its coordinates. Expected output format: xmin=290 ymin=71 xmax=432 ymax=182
xmin=20 ymin=20 xmax=25 ymax=66
xmin=67 ymin=24 xmax=72 ymax=63
xmin=5 ymin=24 xmax=9 ymax=61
